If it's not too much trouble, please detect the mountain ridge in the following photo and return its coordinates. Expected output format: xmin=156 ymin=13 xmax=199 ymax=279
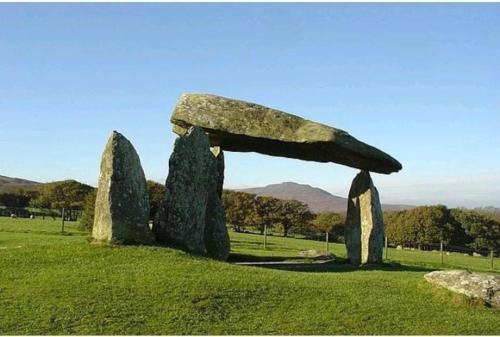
xmin=0 ymin=175 xmax=41 ymax=193
xmin=236 ymin=181 xmax=413 ymax=213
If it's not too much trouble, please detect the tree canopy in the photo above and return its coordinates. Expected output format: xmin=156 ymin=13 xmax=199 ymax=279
xmin=0 ymin=189 xmax=36 ymax=208
xmin=79 ymin=190 xmax=97 ymax=231
xmin=312 ymin=212 xmax=345 ymax=240
xmin=147 ymin=180 xmax=166 ymax=220
xmin=386 ymin=205 xmax=500 ymax=251
xmin=30 ymin=180 xmax=95 ymax=210
xmin=222 ymin=190 xmax=314 ymax=236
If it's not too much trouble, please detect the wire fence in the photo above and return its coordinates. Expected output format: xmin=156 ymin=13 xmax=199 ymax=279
xmin=285 ymin=231 xmax=498 ymax=271
xmin=383 ymin=238 xmax=497 ymax=271
xmin=0 ymin=206 xmax=83 ymax=221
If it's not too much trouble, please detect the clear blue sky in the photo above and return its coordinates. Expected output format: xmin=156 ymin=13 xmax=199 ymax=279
xmin=1 ymin=3 xmax=499 ymax=208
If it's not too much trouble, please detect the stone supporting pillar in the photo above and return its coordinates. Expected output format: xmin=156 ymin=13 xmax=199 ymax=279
xmin=345 ymin=170 xmax=384 ymax=265
xmin=204 ymin=146 xmax=230 ymax=260
xmin=153 ymin=127 xmax=230 ymax=260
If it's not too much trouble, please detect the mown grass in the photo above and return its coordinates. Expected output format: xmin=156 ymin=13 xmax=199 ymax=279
xmin=230 ymin=231 xmax=499 ymax=272
xmin=0 ymin=217 xmax=499 ymax=335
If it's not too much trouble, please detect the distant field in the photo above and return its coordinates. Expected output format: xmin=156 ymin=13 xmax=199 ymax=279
xmin=1 ymin=217 xmax=499 ymax=335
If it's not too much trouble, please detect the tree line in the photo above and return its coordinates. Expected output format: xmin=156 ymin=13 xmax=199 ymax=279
xmin=223 ymin=192 xmax=500 ymax=252
xmin=385 ymin=205 xmax=500 ymax=252
xmin=222 ymin=190 xmax=345 ymax=240
xmin=0 ymin=180 xmax=166 ymax=230
xmin=2 ymin=181 xmax=499 ymax=252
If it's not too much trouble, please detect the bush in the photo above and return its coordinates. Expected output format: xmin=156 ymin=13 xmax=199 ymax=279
xmin=79 ymin=190 xmax=96 ymax=231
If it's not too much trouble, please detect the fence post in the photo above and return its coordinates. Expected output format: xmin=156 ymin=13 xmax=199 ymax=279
xmin=325 ymin=232 xmax=329 ymax=252
xmin=384 ymin=236 xmax=388 ymax=260
xmin=263 ymin=224 xmax=267 ymax=249
xmin=440 ymin=240 xmax=444 ymax=265
xmin=491 ymin=250 xmax=495 ymax=271
xmin=61 ymin=207 xmax=65 ymax=233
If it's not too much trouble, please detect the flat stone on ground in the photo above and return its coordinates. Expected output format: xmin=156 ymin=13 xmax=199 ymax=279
xmin=298 ymin=250 xmax=335 ymax=260
xmin=424 ymin=270 xmax=500 ymax=307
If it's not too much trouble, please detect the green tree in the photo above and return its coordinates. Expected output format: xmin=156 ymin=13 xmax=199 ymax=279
xmin=30 ymin=180 xmax=95 ymax=211
xmin=222 ymin=190 xmax=259 ymax=231
xmin=275 ymin=199 xmax=313 ymax=237
xmin=385 ymin=205 xmax=454 ymax=247
xmin=0 ymin=190 xmax=35 ymax=208
xmin=147 ymin=180 xmax=166 ymax=220
xmin=254 ymin=196 xmax=281 ymax=234
xmin=312 ymin=212 xmax=345 ymax=240
xmin=451 ymin=208 xmax=500 ymax=251
xmin=79 ymin=190 xmax=97 ymax=231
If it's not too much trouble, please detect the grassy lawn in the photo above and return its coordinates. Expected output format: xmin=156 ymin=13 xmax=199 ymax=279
xmin=1 ymin=217 xmax=499 ymax=335
xmin=230 ymin=231 xmax=499 ymax=272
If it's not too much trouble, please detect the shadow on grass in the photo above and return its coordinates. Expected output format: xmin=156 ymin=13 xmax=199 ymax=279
xmin=0 ymin=229 xmax=88 ymax=237
xmin=281 ymin=261 xmax=434 ymax=273
xmin=230 ymin=240 xmax=287 ymax=249
xmin=228 ymin=253 xmax=315 ymax=263
xmin=229 ymin=253 xmax=434 ymax=273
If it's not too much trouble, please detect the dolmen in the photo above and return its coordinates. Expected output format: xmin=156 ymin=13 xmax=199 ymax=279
xmin=92 ymin=93 xmax=402 ymax=264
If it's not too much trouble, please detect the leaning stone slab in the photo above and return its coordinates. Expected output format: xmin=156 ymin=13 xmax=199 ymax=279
xmin=154 ymin=127 xmax=230 ymax=260
xmin=92 ymin=131 xmax=154 ymax=245
xmin=424 ymin=270 xmax=500 ymax=307
xmin=171 ymin=93 xmax=402 ymax=174
xmin=345 ymin=170 xmax=384 ymax=265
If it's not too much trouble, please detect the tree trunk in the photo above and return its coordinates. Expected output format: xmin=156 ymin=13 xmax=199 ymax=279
xmin=283 ymin=224 xmax=289 ymax=237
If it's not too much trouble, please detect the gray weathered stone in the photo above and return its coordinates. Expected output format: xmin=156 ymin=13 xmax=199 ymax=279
xmin=424 ymin=270 xmax=500 ymax=307
xmin=345 ymin=170 xmax=384 ymax=265
xmin=171 ymin=93 xmax=402 ymax=174
xmin=92 ymin=131 xmax=154 ymax=244
xmin=154 ymin=127 xmax=230 ymax=260
xmin=204 ymin=149 xmax=230 ymax=260
xmin=298 ymin=250 xmax=336 ymax=260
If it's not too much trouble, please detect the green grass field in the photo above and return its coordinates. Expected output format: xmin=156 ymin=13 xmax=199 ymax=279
xmin=230 ymin=231 xmax=499 ymax=272
xmin=1 ymin=217 xmax=499 ymax=335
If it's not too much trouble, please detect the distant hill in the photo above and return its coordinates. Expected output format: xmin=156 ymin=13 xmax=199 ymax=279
xmin=237 ymin=181 xmax=413 ymax=213
xmin=474 ymin=206 xmax=500 ymax=214
xmin=0 ymin=175 xmax=41 ymax=193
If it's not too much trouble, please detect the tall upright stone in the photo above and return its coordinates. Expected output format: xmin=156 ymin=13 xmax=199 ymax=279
xmin=204 ymin=148 xmax=230 ymax=260
xmin=154 ymin=127 xmax=230 ymax=260
xmin=345 ymin=170 xmax=384 ymax=265
xmin=92 ymin=131 xmax=154 ymax=245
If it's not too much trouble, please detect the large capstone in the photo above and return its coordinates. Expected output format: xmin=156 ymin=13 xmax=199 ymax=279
xmin=424 ymin=270 xmax=500 ymax=307
xmin=154 ymin=127 xmax=230 ymax=260
xmin=171 ymin=93 xmax=402 ymax=174
xmin=92 ymin=131 xmax=154 ymax=244
xmin=345 ymin=170 xmax=384 ymax=265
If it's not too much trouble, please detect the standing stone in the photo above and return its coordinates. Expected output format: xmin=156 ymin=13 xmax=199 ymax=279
xmin=154 ymin=127 xmax=230 ymax=260
xmin=345 ymin=170 xmax=384 ymax=265
xmin=205 ymin=148 xmax=230 ymax=260
xmin=92 ymin=131 xmax=154 ymax=245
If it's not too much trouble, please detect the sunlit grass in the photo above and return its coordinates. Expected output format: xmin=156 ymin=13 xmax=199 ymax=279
xmin=1 ymin=217 xmax=499 ymax=335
